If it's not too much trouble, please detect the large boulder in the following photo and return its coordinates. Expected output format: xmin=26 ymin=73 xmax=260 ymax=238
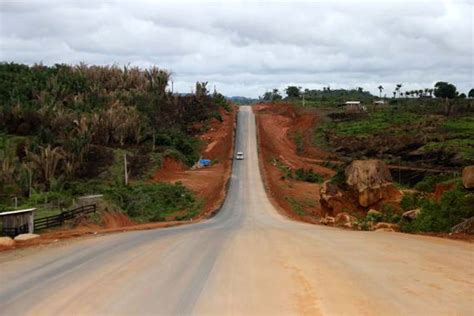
xmin=345 ymin=160 xmax=395 ymax=207
xmin=462 ymin=166 xmax=474 ymax=189
xmin=0 ymin=237 xmax=15 ymax=247
xmin=319 ymin=181 xmax=343 ymax=215
xmin=14 ymin=233 xmax=40 ymax=242
xmin=319 ymin=180 xmax=359 ymax=216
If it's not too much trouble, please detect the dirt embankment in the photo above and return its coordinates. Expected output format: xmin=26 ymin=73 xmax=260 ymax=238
xmin=1 ymin=108 xmax=236 ymax=252
xmin=254 ymin=103 xmax=335 ymax=223
xmin=153 ymin=107 xmax=237 ymax=218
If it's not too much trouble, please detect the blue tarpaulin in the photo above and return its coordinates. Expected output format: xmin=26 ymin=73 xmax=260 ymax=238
xmin=200 ymin=159 xmax=211 ymax=166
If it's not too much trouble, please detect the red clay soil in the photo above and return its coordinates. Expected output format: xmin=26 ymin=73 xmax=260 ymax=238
xmin=254 ymin=103 xmax=336 ymax=223
xmin=152 ymin=107 xmax=236 ymax=218
xmin=0 ymin=216 xmax=193 ymax=252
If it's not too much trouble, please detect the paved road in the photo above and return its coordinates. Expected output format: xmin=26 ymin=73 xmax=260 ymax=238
xmin=1 ymin=106 xmax=473 ymax=315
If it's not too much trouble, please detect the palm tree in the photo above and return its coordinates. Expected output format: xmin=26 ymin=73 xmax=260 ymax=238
xmin=393 ymin=91 xmax=396 ymax=98
xmin=405 ymin=91 xmax=411 ymax=98
xmin=395 ymin=84 xmax=402 ymax=98
xmin=378 ymin=85 xmax=384 ymax=98
xmin=26 ymin=145 xmax=65 ymax=191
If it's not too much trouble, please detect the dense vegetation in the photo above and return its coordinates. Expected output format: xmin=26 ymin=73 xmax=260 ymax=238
xmin=0 ymin=62 xmax=231 ymax=222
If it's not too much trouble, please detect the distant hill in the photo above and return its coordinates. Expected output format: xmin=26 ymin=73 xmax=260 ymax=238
xmin=227 ymin=96 xmax=259 ymax=105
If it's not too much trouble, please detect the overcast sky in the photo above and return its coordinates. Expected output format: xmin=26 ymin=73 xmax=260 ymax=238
xmin=1 ymin=0 xmax=472 ymax=97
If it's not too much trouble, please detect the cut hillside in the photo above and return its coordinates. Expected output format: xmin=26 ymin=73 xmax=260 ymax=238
xmin=254 ymin=103 xmax=336 ymax=223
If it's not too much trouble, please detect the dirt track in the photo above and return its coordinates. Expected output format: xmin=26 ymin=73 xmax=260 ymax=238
xmin=0 ymin=106 xmax=473 ymax=315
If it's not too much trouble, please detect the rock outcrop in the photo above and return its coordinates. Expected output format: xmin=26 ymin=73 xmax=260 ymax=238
xmin=345 ymin=160 xmax=396 ymax=207
xmin=334 ymin=212 xmax=356 ymax=226
xmin=462 ymin=166 xmax=474 ymax=189
xmin=320 ymin=216 xmax=335 ymax=225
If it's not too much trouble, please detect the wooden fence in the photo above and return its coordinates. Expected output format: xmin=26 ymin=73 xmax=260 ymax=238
xmin=34 ymin=204 xmax=97 ymax=231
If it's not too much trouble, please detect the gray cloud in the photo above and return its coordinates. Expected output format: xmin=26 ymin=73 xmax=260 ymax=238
xmin=1 ymin=0 xmax=472 ymax=97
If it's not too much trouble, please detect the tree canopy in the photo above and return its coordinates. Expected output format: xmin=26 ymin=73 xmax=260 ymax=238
xmin=434 ymin=81 xmax=458 ymax=99
xmin=285 ymin=86 xmax=301 ymax=98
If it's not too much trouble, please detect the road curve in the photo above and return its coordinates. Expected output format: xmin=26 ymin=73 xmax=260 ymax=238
xmin=1 ymin=106 xmax=473 ymax=315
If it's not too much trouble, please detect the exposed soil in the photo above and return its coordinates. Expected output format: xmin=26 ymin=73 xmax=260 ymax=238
xmin=254 ymin=103 xmax=473 ymax=242
xmin=254 ymin=103 xmax=335 ymax=223
xmin=0 ymin=107 xmax=236 ymax=252
xmin=152 ymin=107 xmax=236 ymax=218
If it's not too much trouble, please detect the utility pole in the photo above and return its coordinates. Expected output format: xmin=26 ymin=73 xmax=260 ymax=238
xmin=124 ymin=153 xmax=129 ymax=186
xmin=302 ymin=90 xmax=305 ymax=107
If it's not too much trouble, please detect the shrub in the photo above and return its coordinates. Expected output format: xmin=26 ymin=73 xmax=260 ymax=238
xmin=400 ymin=192 xmax=423 ymax=211
xmin=414 ymin=174 xmax=451 ymax=193
xmin=291 ymin=132 xmax=304 ymax=154
xmin=401 ymin=185 xmax=474 ymax=232
xmin=330 ymin=168 xmax=346 ymax=186
xmin=103 ymin=182 xmax=199 ymax=222
xmin=294 ymin=168 xmax=324 ymax=183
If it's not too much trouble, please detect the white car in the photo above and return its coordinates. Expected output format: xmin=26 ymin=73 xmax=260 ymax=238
xmin=236 ymin=151 xmax=244 ymax=160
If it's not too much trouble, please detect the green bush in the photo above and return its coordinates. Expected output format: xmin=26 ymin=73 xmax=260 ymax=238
xmin=291 ymin=132 xmax=304 ymax=154
xmin=400 ymin=192 xmax=423 ymax=211
xmin=401 ymin=185 xmax=474 ymax=232
xmin=414 ymin=174 xmax=451 ymax=193
xmin=103 ymin=182 xmax=199 ymax=222
xmin=294 ymin=168 xmax=324 ymax=183
xmin=330 ymin=168 xmax=346 ymax=186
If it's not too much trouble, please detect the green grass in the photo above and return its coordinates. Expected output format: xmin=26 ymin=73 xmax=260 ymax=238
xmin=421 ymin=139 xmax=474 ymax=161
xmin=285 ymin=197 xmax=306 ymax=215
xmin=330 ymin=111 xmax=422 ymax=136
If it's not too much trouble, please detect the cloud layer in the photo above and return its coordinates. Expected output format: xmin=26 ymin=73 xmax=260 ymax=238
xmin=1 ymin=0 xmax=472 ymax=97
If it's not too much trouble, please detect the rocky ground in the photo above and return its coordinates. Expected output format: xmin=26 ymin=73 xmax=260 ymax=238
xmin=254 ymin=103 xmax=474 ymax=240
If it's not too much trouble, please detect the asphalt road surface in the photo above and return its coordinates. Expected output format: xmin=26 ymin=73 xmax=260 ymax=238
xmin=1 ymin=106 xmax=473 ymax=315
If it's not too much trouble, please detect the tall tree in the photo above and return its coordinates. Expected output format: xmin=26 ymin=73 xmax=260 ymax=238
xmin=468 ymin=88 xmax=474 ymax=98
xmin=378 ymin=85 xmax=384 ymax=98
xmin=285 ymin=86 xmax=301 ymax=98
xmin=395 ymin=84 xmax=402 ymax=98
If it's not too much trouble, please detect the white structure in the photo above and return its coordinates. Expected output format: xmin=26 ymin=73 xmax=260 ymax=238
xmin=345 ymin=101 xmax=361 ymax=106
xmin=344 ymin=101 xmax=366 ymax=112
